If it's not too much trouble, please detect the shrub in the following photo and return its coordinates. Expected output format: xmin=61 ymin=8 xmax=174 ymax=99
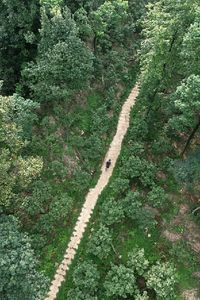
xmin=127 ymin=248 xmax=149 ymax=275
xmin=71 ymin=261 xmax=100 ymax=295
xmin=104 ymin=264 xmax=137 ymax=298
xmin=145 ymin=262 xmax=177 ymax=299
xmin=147 ymin=186 xmax=167 ymax=208
xmin=122 ymin=191 xmax=156 ymax=230
xmin=100 ymin=198 xmax=124 ymax=226
xmin=110 ymin=177 xmax=130 ymax=195
xmin=87 ymin=225 xmax=112 ymax=260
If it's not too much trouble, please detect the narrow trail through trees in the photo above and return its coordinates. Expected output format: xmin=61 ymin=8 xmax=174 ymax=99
xmin=45 ymin=84 xmax=139 ymax=300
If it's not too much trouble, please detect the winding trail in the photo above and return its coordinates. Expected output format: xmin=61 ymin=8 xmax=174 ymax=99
xmin=45 ymin=84 xmax=139 ymax=300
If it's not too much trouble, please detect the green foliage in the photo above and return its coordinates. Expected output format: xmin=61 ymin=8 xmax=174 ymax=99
xmin=104 ymin=264 xmax=137 ymax=298
xmin=92 ymin=0 xmax=129 ymax=42
xmin=120 ymin=156 xmax=157 ymax=187
xmin=173 ymin=148 xmax=200 ymax=194
xmin=90 ymin=0 xmax=137 ymax=85
xmin=147 ymin=186 xmax=167 ymax=208
xmin=122 ymin=191 xmax=155 ymax=230
xmin=68 ymin=261 xmax=100 ymax=299
xmin=135 ymin=291 xmax=150 ymax=300
xmin=0 ymin=94 xmax=42 ymax=210
xmin=127 ymin=247 xmax=149 ymax=275
xmin=129 ymin=116 xmax=148 ymax=141
xmin=22 ymin=180 xmax=52 ymax=216
xmin=100 ymin=198 xmax=125 ymax=226
xmin=120 ymin=155 xmax=144 ymax=178
xmin=9 ymin=94 xmax=39 ymax=139
xmin=169 ymin=240 xmax=197 ymax=268
xmin=145 ymin=262 xmax=177 ymax=299
xmin=41 ymin=0 xmax=63 ymax=7
xmin=67 ymin=288 xmax=98 ymax=300
xmin=128 ymin=0 xmax=149 ymax=25
xmin=0 ymin=0 xmax=40 ymax=94
xmin=35 ymin=193 xmax=73 ymax=233
xmin=181 ymin=7 xmax=200 ymax=76
xmin=74 ymin=7 xmax=93 ymax=39
xmin=24 ymin=7 xmax=93 ymax=103
xmin=22 ymin=179 xmax=73 ymax=234
xmin=169 ymin=75 xmax=200 ymax=132
xmin=140 ymin=0 xmax=192 ymax=93
xmin=110 ymin=177 xmax=130 ymax=195
xmin=87 ymin=224 xmax=112 ymax=259
xmin=0 ymin=215 xmax=49 ymax=300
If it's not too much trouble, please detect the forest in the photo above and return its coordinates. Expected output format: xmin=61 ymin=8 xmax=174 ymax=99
xmin=1 ymin=0 xmax=200 ymax=299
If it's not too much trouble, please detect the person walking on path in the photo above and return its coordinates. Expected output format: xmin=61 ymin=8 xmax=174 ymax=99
xmin=105 ymin=159 xmax=111 ymax=171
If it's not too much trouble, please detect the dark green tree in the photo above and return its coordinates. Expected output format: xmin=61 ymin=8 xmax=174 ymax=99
xmin=0 ymin=0 xmax=40 ymax=94
xmin=67 ymin=261 xmax=100 ymax=299
xmin=0 ymin=92 xmax=43 ymax=212
xmin=23 ymin=6 xmax=93 ymax=104
xmin=0 ymin=215 xmax=49 ymax=300
xmin=104 ymin=264 xmax=137 ymax=298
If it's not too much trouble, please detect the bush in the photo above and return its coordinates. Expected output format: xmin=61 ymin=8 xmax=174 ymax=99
xmin=120 ymin=156 xmax=157 ymax=187
xmin=122 ymin=191 xmax=156 ymax=230
xmin=135 ymin=291 xmax=150 ymax=300
xmin=127 ymin=248 xmax=149 ymax=275
xmin=129 ymin=116 xmax=148 ymax=141
xmin=0 ymin=215 xmax=49 ymax=300
xmin=100 ymin=198 xmax=125 ymax=226
xmin=70 ymin=261 xmax=100 ymax=296
xmin=145 ymin=262 xmax=177 ymax=299
xmin=147 ymin=186 xmax=167 ymax=208
xmin=169 ymin=240 xmax=197 ymax=267
xmin=87 ymin=224 xmax=112 ymax=260
xmin=104 ymin=264 xmax=137 ymax=298
xmin=110 ymin=177 xmax=130 ymax=195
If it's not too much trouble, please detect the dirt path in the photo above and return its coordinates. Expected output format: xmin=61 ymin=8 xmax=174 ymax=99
xmin=45 ymin=84 xmax=139 ymax=300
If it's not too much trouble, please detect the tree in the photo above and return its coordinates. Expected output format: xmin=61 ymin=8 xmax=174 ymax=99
xmin=181 ymin=6 xmax=200 ymax=76
xmin=9 ymin=94 xmax=39 ymax=140
xmin=100 ymin=197 xmax=125 ymax=226
xmin=135 ymin=291 xmax=150 ymax=300
xmin=104 ymin=264 xmax=137 ymax=298
xmin=122 ymin=191 xmax=156 ymax=230
xmin=120 ymin=156 xmax=157 ymax=187
xmin=68 ymin=261 xmax=100 ymax=299
xmin=91 ymin=0 xmax=134 ymax=85
xmin=74 ymin=7 xmax=93 ymax=40
xmin=127 ymin=248 xmax=149 ymax=276
xmin=139 ymin=0 xmax=198 ymax=114
xmin=169 ymin=75 xmax=200 ymax=155
xmin=0 ymin=0 xmax=40 ymax=94
xmin=62 ymin=0 xmax=105 ymax=13
xmin=0 ymin=215 xmax=48 ymax=300
xmin=147 ymin=185 xmax=167 ymax=208
xmin=145 ymin=262 xmax=177 ymax=299
xmin=128 ymin=0 xmax=149 ymax=26
xmin=172 ymin=148 xmax=200 ymax=195
xmin=0 ymin=93 xmax=43 ymax=211
xmin=23 ymin=6 xmax=93 ymax=104
xmin=67 ymin=288 xmax=98 ymax=300
xmin=87 ymin=224 xmax=113 ymax=259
